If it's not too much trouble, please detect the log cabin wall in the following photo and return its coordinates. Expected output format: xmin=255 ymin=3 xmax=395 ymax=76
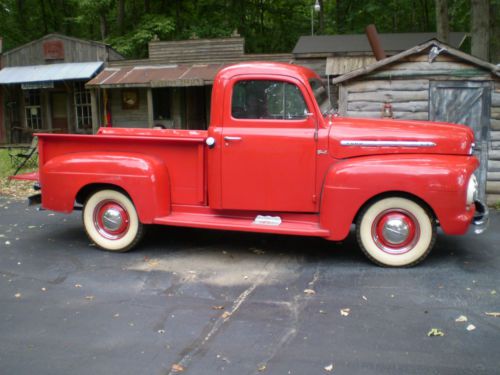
xmin=337 ymin=51 xmax=500 ymax=205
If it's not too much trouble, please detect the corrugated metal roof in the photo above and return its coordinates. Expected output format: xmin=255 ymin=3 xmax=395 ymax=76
xmin=86 ymin=63 xmax=224 ymax=88
xmin=0 ymin=62 xmax=104 ymax=84
xmin=293 ymin=32 xmax=467 ymax=55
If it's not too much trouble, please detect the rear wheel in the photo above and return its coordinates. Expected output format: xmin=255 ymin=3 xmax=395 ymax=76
xmin=83 ymin=189 xmax=144 ymax=252
xmin=356 ymin=197 xmax=436 ymax=267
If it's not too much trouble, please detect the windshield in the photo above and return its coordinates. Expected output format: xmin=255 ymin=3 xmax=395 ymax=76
xmin=309 ymin=78 xmax=334 ymax=116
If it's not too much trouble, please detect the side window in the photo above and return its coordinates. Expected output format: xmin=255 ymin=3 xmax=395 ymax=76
xmin=232 ymin=80 xmax=308 ymax=120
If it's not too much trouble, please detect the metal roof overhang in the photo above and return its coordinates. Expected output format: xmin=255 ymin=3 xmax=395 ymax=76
xmin=0 ymin=62 xmax=104 ymax=85
xmin=86 ymin=64 xmax=224 ymax=88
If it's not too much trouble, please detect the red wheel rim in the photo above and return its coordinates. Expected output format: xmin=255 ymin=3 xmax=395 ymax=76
xmin=93 ymin=200 xmax=130 ymax=240
xmin=371 ymin=209 xmax=419 ymax=255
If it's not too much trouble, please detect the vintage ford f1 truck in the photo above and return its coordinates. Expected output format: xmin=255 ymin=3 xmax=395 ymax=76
xmin=18 ymin=62 xmax=488 ymax=267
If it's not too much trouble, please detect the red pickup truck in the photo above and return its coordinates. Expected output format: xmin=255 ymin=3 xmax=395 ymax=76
xmin=23 ymin=62 xmax=488 ymax=267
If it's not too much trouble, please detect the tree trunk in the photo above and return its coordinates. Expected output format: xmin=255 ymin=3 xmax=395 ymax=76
xmin=100 ymin=14 xmax=108 ymax=41
xmin=435 ymin=0 xmax=449 ymax=43
xmin=318 ymin=0 xmax=324 ymax=34
xmin=490 ymin=1 xmax=500 ymax=63
xmin=117 ymin=0 xmax=125 ymax=35
xmin=471 ymin=0 xmax=490 ymax=60
xmin=144 ymin=0 xmax=150 ymax=13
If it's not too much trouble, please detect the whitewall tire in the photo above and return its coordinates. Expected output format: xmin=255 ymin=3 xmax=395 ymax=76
xmin=356 ymin=197 xmax=436 ymax=267
xmin=83 ymin=189 xmax=144 ymax=252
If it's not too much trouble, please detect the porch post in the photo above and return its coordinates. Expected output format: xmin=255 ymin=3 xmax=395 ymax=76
xmin=90 ymin=89 xmax=99 ymax=133
xmin=147 ymin=87 xmax=154 ymax=128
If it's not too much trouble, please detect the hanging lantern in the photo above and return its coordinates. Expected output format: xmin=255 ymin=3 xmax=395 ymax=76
xmin=382 ymin=102 xmax=393 ymax=118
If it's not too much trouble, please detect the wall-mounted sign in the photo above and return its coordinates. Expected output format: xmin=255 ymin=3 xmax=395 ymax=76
xmin=122 ymin=89 xmax=140 ymax=110
xmin=22 ymin=81 xmax=54 ymax=90
xmin=43 ymin=40 xmax=65 ymax=60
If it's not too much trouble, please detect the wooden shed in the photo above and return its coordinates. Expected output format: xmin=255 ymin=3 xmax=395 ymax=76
xmin=330 ymin=40 xmax=500 ymax=205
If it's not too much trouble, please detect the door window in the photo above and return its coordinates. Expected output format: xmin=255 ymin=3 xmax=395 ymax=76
xmin=24 ymin=90 xmax=42 ymax=130
xmin=232 ymin=80 xmax=308 ymax=120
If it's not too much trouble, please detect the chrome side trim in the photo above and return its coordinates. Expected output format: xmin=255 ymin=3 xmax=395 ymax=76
xmin=340 ymin=140 xmax=436 ymax=147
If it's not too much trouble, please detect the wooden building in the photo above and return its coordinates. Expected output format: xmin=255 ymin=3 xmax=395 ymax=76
xmin=330 ymin=39 xmax=500 ymax=204
xmin=0 ymin=34 xmax=123 ymax=144
xmin=86 ymin=37 xmax=292 ymax=130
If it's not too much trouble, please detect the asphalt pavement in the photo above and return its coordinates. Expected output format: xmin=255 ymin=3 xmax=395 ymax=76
xmin=0 ymin=196 xmax=499 ymax=375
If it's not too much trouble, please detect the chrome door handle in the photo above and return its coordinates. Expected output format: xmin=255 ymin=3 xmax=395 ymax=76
xmin=224 ymin=136 xmax=242 ymax=141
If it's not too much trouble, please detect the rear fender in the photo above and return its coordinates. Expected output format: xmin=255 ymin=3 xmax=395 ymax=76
xmin=41 ymin=152 xmax=170 ymax=223
xmin=320 ymin=154 xmax=478 ymax=240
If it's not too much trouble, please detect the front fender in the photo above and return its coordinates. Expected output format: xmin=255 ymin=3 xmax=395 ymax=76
xmin=319 ymin=154 xmax=478 ymax=240
xmin=41 ymin=152 xmax=170 ymax=223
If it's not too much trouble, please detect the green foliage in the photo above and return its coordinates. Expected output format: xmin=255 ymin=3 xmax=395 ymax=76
xmin=0 ymin=0 xmax=490 ymax=59
xmin=108 ymin=15 xmax=175 ymax=58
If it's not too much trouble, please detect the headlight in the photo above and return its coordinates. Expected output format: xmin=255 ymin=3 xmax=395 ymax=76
xmin=466 ymin=174 xmax=478 ymax=205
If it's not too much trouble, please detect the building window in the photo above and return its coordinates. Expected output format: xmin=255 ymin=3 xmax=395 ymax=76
xmin=232 ymin=80 xmax=308 ymax=120
xmin=74 ymin=82 xmax=93 ymax=131
xmin=24 ymin=90 xmax=42 ymax=130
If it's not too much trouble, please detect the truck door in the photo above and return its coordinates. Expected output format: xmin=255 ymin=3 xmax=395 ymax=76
xmin=219 ymin=77 xmax=317 ymax=212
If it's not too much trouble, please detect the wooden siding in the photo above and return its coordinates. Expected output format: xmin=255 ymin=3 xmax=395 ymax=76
xmin=148 ymin=38 xmax=244 ymax=64
xmin=2 ymin=35 xmax=122 ymax=67
xmin=338 ymin=50 xmax=500 ymax=204
xmin=110 ymin=89 xmax=149 ymax=128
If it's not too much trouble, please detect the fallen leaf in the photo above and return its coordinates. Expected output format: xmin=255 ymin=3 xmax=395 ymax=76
xmin=304 ymin=289 xmax=316 ymax=296
xmin=485 ymin=312 xmax=500 ymax=317
xmin=257 ymin=364 xmax=267 ymax=372
xmin=319 ymin=309 xmax=327 ymax=314
xmin=221 ymin=311 xmax=232 ymax=319
xmin=362 ymin=296 xmax=368 ymax=301
xmin=427 ymin=328 xmax=444 ymax=337
xmin=212 ymin=305 xmax=225 ymax=310
xmin=158 ymin=329 xmax=165 ymax=334
xmin=5 ymin=241 xmax=11 ymax=246
xmin=340 ymin=308 xmax=350 ymax=317
xmin=84 ymin=295 xmax=94 ymax=301
xmin=491 ymin=290 xmax=497 ymax=295
xmin=14 ymin=293 xmax=21 ymax=298
xmin=41 ymin=287 xmax=47 ymax=292
xmin=74 ymin=284 xmax=82 ymax=288
xmin=324 ymin=363 xmax=334 ymax=372
xmin=466 ymin=324 xmax=476 ymax=331
xmin=113 ymin=313 xmax=120 ymax=318
xmin=455 ymin=315 xmax=468 ymax=323
xmin=171 ymin=363 xmax=185 ymax=373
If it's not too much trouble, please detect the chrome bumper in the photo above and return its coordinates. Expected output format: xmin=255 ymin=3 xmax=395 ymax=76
xmin=473 ymin=200 xmax=489 ymax=234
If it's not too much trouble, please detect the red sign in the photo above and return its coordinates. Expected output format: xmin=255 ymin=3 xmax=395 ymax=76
xmin=43 ymin=40 xmax=64 ymax=60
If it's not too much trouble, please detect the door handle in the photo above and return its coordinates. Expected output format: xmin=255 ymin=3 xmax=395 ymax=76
xmin=224 ymin=136 xmax=242 ymax=141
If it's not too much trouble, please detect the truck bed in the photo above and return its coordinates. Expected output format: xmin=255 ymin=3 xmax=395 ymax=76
xmin=38 ymin=128 xmax=208 ymax=205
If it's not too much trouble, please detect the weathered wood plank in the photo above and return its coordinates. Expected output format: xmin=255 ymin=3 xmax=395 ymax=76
xmin=387 ymin=61 xmax=476 ymax=71
xmin=491 ymin=141 xmax=500 ymax=149
xmin=348 ymin=90 xmax=428 ymax=102
xmin=348 ymin=101 xmax=428 ymax=113
xmin=367 ymin=69 xmax=489 ymax=79
xmin=404 ymin=54 xmax=462 ymax=63
xmin=491 ymin=119 xmax=500 ymax=130
xmin=489 ymin=150 xmax=500 ymax=160
xmin=346 ymin=80 xmax=429 ymax=93
xmin=492 ymin=93 xmax=500 ymax=107
xmin=487 ymin=172 xmax=500 ymax=181
xmin=491 ymin=131 xmax=500 ymax=141
xmin=338 ymin=86 xmax=348 ymax=115
xmin=486 ymin=194 xmax=500 ymax=206
xmin=486 ymin=181 xmax=500 ymax=194
xmin=488 ymin=160 xmax=500 ymax=171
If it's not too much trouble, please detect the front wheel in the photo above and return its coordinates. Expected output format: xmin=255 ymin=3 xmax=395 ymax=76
xmin=83 ymin=189 xmax=144 ymax=252
xmin=356 ymin=197 xmax=436 ymax=267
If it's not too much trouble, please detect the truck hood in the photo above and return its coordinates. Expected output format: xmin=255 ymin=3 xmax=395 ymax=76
xmin=329 ymin=117 xmax=474 ymax=159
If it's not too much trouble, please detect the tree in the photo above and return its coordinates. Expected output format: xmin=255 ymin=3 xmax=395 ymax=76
xmin=435 ymin=0 xmax=449 ymax=43
xmin=471 ymin=0 xmax=489 ymax=60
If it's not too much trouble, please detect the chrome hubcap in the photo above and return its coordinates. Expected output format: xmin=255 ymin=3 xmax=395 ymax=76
xmin=102 ymin=208 xmax=123 ymax=231
xmin=382 ymin=218 xmax=410 ymax=245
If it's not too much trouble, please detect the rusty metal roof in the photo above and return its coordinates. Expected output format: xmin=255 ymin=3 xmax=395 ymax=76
xmin=86 ymin=63 xmax=224 ymax=88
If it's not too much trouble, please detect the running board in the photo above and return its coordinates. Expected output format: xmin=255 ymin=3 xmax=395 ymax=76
xmin=154 ymin=212 xmax=330 ymax=237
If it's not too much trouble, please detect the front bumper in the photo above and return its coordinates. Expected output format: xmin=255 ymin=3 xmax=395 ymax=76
xmin=473 ymin=200 xmax=489 ymax=234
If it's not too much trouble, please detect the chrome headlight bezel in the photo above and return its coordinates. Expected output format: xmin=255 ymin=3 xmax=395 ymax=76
xmin=466 ymin=174 xmax=478 ymax=206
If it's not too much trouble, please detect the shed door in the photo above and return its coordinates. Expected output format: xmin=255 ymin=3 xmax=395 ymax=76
xmin=429 ymin=81 xmax=491 ymax=200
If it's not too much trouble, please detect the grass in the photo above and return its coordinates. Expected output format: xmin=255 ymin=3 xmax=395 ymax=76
xmin=0 ymin=149 xmax=38 ymax=199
